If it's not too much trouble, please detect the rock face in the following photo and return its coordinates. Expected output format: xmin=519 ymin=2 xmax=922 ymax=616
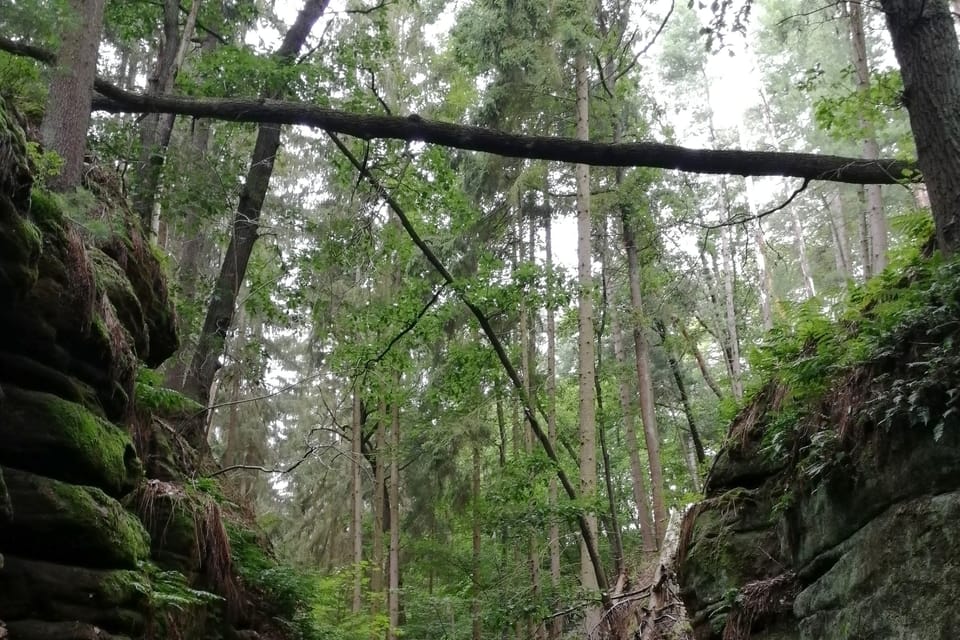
xmin=0 ymin=98 xmax=254 ymax=640
xmin=677 ymin=266 xmax=960 ymax=639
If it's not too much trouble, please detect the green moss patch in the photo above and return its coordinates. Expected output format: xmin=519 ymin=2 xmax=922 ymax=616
xmin=0 ymin=468 xmax=150 ymax=569
xmin=136 ymin=368 xmax=203 ymax=418
xmin=0 ymin=386 xmax=141 ymax=495
xmin=91 ymin=247 xmax=148 ymax=356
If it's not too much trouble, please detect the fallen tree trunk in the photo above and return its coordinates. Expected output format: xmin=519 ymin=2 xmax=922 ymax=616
xmin=0 ymin=36 xmax=913 ymax=184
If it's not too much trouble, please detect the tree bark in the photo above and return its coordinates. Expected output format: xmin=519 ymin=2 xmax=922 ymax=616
xmin=544 ymin=212 xmax=563 ymax=640
xmin=790 ymin=208 xmax=817 ymax=298
xmin=0 ymin=35 xmax=919 ymax=185
xmin=133 ymin=0 xmax=202 ymax=229
xmin=846 ymin=0 xmax=888 ymax=272
xmin=881 ymin=0 xmax=960 ymax=254
xmin=179 ymin=0 xmax=330 ymax=425
xmin=597 ymin=220 xmax=625 ymax=576
xmin=471 ymin=440 xmax=482 ymax=640
xmin=720 ymin=227 xmax=744 ymax=400
xmin=351 ymin=390 xmax=363 ymax=614
xmin=40 ymin=0 xmax=106 ymax=192
xmin=388 ymin=390 xmax=401 ymax=640
xmin=622 ymin=213 xmax=668 ymax=543
xmin=575 ymin=50 xmax=603 ymax=635
xmin=371 ymin=400 xmax=386 ymax=610
xmin=611 ymin=307 xmax=656 ymax=550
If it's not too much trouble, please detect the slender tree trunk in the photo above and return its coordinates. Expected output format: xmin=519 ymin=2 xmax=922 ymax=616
xmin=881 ymin=0 xmax=960 ymax=255
xmin=180 ymin=0 xmax=330 ymax=431
xmin=611 ymin=309 xmax=656 ymax=550
xmin=679 ymin=323 xmax=724 ymax=400
xmin=41 ymin=0 xmax=106 ymax=192
xmin=822 ymin=190 xmax=851 ymax=284
xmin=520 ymin=213 xmax=545 ymax=640
xmin=857 ymin=185 xmax=872 ymax=279
xmin=597 ymin=217 xmax=625 ymax=575
xmin=351 ymin=390 xmax=363 ymax=614
xmin=574 ymin=50 xmax=603 ymax=635
xmin=371 ymin=400 xmax=386 ymax=611
xmin=790 ymin=209 xmax=817 ymax=298
xmin=719 ymin=227 xmax=744 ymax=400
xmin=622 ymin=215 xmax=668 ymax=543
xmin=544 ymin=212 xmax=563 ymax=640
xmin=388 ymin=390 xmax=401 ymax=640
xmin=133 ymin=0 xmax=200 ymax=228
xmin=471 ymin=440 xmax=482 ymax=640
xmin=655 ymin=320 xmax=706 ymax=467
xmin=751 ymin=216 xmax=775 ymax=331
xmin=846 ymin=0 xmax=888 ymax=272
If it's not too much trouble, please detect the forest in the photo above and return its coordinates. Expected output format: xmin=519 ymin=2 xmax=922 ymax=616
xmin=1 ymin=0 xmax=959 ymax=639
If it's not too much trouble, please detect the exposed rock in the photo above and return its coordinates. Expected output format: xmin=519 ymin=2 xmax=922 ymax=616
xmin=677 ymin=260 xmax=960 ymax=640
xmin=3 ymin=620 xmax=128 ymax=640
xmin=0 ymin=469 xmax=150 ymax=569
xmin=0 ymin=386 xmax=141 ymax=496
xmin=0 ymin=556 xmax=145 ymax=636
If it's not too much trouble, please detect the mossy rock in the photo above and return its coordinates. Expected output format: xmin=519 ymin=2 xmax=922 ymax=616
xmin=0 ymin=97 xmax=32 ymax=211
xmin=90 ymin=248 xmax=148 ymax=357
xmin=98 ymin=219 xmax=177 ymax=367
xmin=0 ymin=352 xmax=102 ymax=414
xmin=0 ymin=193 xmax=41 ymax=301
xmin=0 ymin=386 xmax=141 ymax=496
xmin=0 ymin=468 xmax=150 ymax=569
xmin=0 ymin=555 xmax=147 ymax=636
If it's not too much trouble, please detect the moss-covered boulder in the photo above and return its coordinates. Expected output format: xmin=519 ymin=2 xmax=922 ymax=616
xmin=0 ymin=469 xmax=150 ymax=569
xmin=0 ymin=386 xmax=141 ymax=496
xmin=0 ymin=555 xmax=147 ymax=636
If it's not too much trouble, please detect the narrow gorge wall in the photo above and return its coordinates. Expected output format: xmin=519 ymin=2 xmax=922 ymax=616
xmin=677 ymin=262 xmax=960 ymax=639
xmin=0 ymin=99 xmax=281 ymax=640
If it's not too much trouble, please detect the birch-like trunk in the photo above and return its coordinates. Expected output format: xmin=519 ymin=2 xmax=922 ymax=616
xmin=847 ymin=0 xmax=888 ymax=273
xmin=719 ymin=226 xmax=744 ymax=400
xmin=544 ymin=213 xmax=563 ymax=640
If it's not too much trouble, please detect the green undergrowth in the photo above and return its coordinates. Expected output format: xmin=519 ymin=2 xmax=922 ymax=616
xmin=228 ymin=524 xmax=388 ymax=640
xmin=740 ymin=217 xmax=960 ymax=473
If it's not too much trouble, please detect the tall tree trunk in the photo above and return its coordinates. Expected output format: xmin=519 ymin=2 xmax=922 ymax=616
xmin=544 ymin=212 xmax=563 ymax=640
xmin=41 ymin=0 xmax=106 ymax=192
xmin=611 ymin=308 xmax=656 ymax=550
xmin=180 ymin=0 xmax=330 ymax=433
xmin=133 ymin=0 xmax=200 ymax=229
xmin=388 ymin=390 xmax=401 ymax=640
xmin=520 ymin=213 xmax=544 ymax=640
xmin=596 ymin=220 xmax=624 ymax=575
xmin=351 ymin=390 xmax=363 ymax=614
xmin=622 ymin=216 xmax=668 ymax=543
xmin=790 ymin=209 xmax=817 ymax=298
xmin=881 ymin=0 xmax=960 ymax=255
xmin=856 ymin=185 xmax=872 ymax=279
xmin=846 ymin=0 xmax=888 ymax=273
xmin=574 ymin=50 xmax=602 ymax=635
xmin=371 ymin=400 xmax=386 ymax=612
xmin=751 ymin=215 xmax=775 ymax=331
xmin=719 ymin=227 xmax=744 ymax=400
xmin=471 ymin=440 xmax=482 ymax=640
xmin=679 ymin=323 xmax=724 ymax=400
xmin=822 ymin=190 xmax=851 ymax=284
xmin=655 ymin=320 xmax=706 ymax=467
